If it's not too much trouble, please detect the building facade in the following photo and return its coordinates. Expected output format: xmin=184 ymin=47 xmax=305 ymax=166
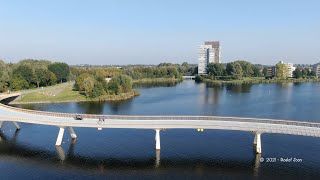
xmin=279 ymin=61 xmax=296 ymax=78
xmin=313 ymin=63 xmax=320 ymax=77
xmin=198 ymin=41 xmax=221 ymax=74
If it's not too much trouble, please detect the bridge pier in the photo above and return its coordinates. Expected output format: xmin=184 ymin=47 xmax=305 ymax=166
xmin=155 ymin=129 xmax=160 ymax=150
xmin=0 ymin=121 xmax=20 ymax=130
xmin=56 ymin=127 xmax=65 ymax=146
xmin=12 ymin=122 xmax=20 ymax=130
xmin=68 ymin=127 xmax=77 ymax=139
xmin=254 ymin=132 xmax=262 ymax=154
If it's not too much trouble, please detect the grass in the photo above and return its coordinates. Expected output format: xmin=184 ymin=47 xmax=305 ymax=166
xmin=12 ymin=84 xmax=139 ymax=104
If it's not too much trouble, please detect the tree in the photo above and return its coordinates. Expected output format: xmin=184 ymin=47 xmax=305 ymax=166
xmin=83 ymin=76 xmax=95 ymax=97
xmin=226 ymin=62 xmax=243 ymax=80
xmin=309 ymin=70 xmax=316 ymax=77
xmin=206 ymin=63 xmax=225 ymax=77
xmin=34 ymin=68 xmax=51 ymax=87
xmin=107 ymin=79 xmax=120 ymax=95
xmin=47 ymin=72 xmax=57 ymax=86
xmin=195 ymin=75 xmax=203 ymax=83
xmin=301 ymin=69 xmax=308 ymax=78
xmin=181 ymin=62 xmax=189 ymax=67
xmin=75 ymin=73 xmax=92 ymax=91
xmin=13 ymin=64 xmax=33 ymax=84
xmin=252 ymin=66 xmax=262 ymax=77
xmin=262 ymin=67 xmax=268 ymax=77
xmin=0 ymin=60 xmax=10 ymax=92
xmin=90 ymin=81 xmax=105 ymax=98
xmin=275 ymin=63 xmax=288 ymax=79
xmin=293 ymin=67 xmax=302 ymax=78
xmin=10 ymin=75 xmax=29 ymax=91
xmin=48 ymin=62 xmax=70 ymax=83
xmin=234 ymin=60 xmax=254 ymax=77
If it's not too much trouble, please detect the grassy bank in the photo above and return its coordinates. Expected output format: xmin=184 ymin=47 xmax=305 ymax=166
xmin=11 ymin=84 xmax=139 ymax=104
xmin=201 ymin=77 xmax=320 ymax=84
xmin=132 ymin=77 xmax=182 ymax=83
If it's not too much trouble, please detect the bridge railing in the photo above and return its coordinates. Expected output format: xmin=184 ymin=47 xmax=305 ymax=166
xmin=1 ymin=94 xmax=320 ymax=128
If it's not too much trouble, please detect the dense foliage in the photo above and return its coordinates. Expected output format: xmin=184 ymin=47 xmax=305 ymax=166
xmin=0 ymin=59 xmax=70 ymax=92
xmin=74 ymin=73 xmax=132 ymax=98
xmin=206 ymin=60 xmax=262 ymax=80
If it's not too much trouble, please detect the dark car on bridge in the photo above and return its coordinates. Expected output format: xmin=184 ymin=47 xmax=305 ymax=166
xmin=74 ymin=114 xmax=83 ymax=120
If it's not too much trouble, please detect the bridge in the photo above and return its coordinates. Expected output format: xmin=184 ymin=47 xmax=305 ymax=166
xmin=182 ymin=76 xmax=195 ymax=80
xmin=1 ymin=93 xmax=320 ymax=154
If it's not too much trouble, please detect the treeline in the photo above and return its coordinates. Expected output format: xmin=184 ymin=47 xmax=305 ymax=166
xmin=74 ymin=73 xmax=132 ymax=98
xmin=71 ymin=62 xmax=197 ymax=80
xmin=196 ymin=60 xmax=317 ymax=82
xmin=292 ymin=67 xmax=316 ymax=78
xmin=0 ymin=59 xmax=70 ymax=92
xmin=199 ymin=60 xmax=262 ymax=81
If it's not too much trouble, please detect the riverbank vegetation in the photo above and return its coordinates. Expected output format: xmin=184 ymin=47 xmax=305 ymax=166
xmin=0 ymin=59 xmax=69 ymax=92
xmin=11 ymin=83 xmax=139 ymax=104
xmin=196 ymin=60 xmax=318 ymax=83
xmin=1 ymin=59 xmax=197 ymax=102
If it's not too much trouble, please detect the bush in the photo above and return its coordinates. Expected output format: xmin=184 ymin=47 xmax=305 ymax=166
xmin=195 ymin=75 xmax=203 ymax=83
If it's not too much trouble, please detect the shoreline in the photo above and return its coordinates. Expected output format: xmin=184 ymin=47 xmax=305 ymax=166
xmin=132 ymin=77 xmax=182 ymax=83
xmin=10 ymin=90 xmax=140 ymax=105
xmin=200 ymin=77 xmax=320 ymax=84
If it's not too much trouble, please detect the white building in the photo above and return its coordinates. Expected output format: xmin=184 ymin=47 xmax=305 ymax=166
xmin=313 ymin=63 xmax=320 ymax=77
xmin=279 ymin=61 xmax=296 ymax=78
xmin=198 ymin=41 xmax=221 ymax=74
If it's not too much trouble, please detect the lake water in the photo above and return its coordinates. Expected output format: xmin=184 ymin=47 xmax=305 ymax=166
xmin=2 ymin=80 xmax=320 ymax=179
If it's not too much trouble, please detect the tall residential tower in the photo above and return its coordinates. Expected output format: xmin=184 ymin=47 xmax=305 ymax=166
xmin=198 ymin=41 xmax=221 ymax=74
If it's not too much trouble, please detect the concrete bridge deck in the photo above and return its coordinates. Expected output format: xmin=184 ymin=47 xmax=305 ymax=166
xmin=1 ymin=93 xmax=320 ymax=154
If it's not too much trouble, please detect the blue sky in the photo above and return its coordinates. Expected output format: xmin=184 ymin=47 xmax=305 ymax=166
xmin=0 ymin=0 xmax=319 ymax=65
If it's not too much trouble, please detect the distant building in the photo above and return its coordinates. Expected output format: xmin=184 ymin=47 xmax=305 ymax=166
xmin=266 ymin=66 xmax=276 ymax=77
xmin=279 ymin=61 xmax=296 ymax=78
xmin=313 ymin=63 xmax=320 ymax=77
xmin=198 ymin=41 xmax=221 ymax=74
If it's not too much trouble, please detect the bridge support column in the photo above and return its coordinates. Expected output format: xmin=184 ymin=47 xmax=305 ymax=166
xmin=56 ymin=127 xmax=65 ymax=146
xmin=12 ymin=122 xmax=20 ymax=130
xmin=155 ymin=129 xmax=160 ymax=150
xmin=254 ymin=132 xmax=262 ymax=154
xmin=0 ymin=121 xmax=3 ymax=129
xmin=68 ymin=127 xmax=77 ymax=139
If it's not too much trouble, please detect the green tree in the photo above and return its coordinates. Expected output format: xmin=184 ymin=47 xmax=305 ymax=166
xmin=275 ymin=63 xmax=288 ymax=79
xmin=293 ymin=67 xmax=302 ymax=78
xmin=90 ymin=81 xmax=106 ymax=98
xmin=83 ymin=76 xmax=95 ymax=97
xmin=10 ymin=75 xmax=29 ymax=91
xmin=226 ymin=62 xmax=243 ymax=80
xmin=206 ymin=63 xmax=225 ymax=77
xmin=48 ymin=62 xmax=70 ymax=83
xmin=252 ymin=66 xmax=262 ymax=77
xmin=195 ymin=75 xmax=203 ymax=83
xmin=301 ymin=69 xmax=308 ymax=78
xmin=107 ymin=79 xmax=120 ymax=95
xmin=13 ymin=64 xmax=33 ymax=84
xmin=309 ymin=70 xmax=316 ymax=77
xmin=234 ymin=60 xmax=254 ymax=77
xmin=34 ymin=68 xmax=51 ymax=87
xmin=262 ymin=67 xmax=268 ymax=77
xmin=75 ymin=73 xmax=92 ymax=91
xmin=0 ymin=60 xmax=10 ymax=92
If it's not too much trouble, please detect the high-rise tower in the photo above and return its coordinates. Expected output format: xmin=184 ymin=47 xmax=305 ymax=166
xmin=198 ymin=41 xmax=221 ymax=74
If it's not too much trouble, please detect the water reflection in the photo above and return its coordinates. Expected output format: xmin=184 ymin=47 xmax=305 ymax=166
xmin=226 ymin=83 xmax=253 ymax=93
xmin=133 ymin=81 xmax=179 ymax=88
xmin=0 ymin=131 xmax=262 ymax=174
xmin=77 ymin=102 xmax=105 ymax=114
